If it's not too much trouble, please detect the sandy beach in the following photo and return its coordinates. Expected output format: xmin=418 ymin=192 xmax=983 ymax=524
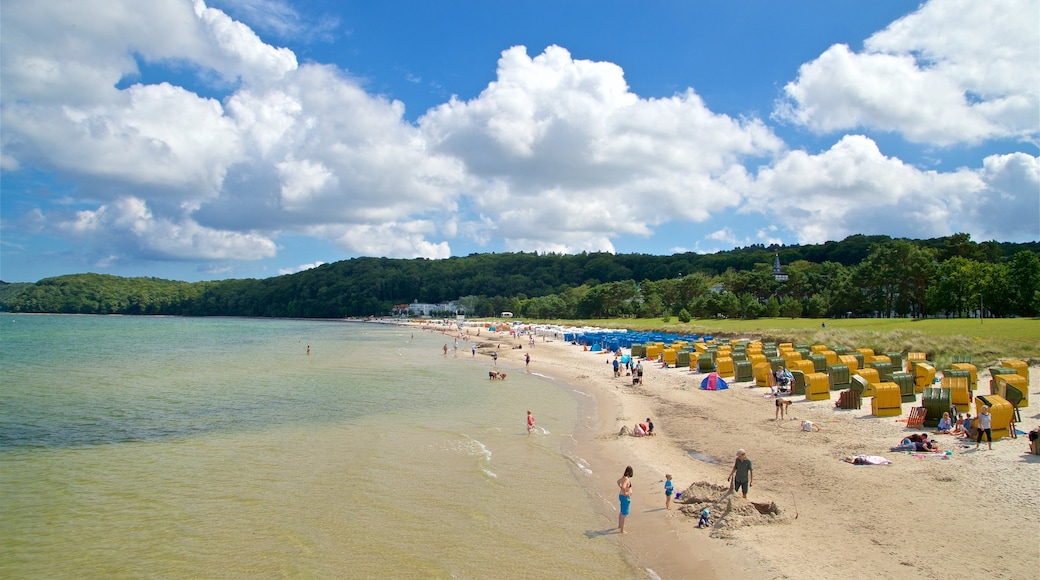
xmin=433 ymin=322 xmax=1040 ymax=579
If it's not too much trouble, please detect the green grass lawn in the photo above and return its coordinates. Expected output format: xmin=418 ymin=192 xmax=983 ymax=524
xmin=510 ymin=317 xmax=1040 ymax=369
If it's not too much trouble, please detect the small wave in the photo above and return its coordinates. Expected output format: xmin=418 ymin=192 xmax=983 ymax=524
xmin=571 ymin=388 xmax=593 ymax=398
xmin=563 ymin=450 xmax=593 ymax=476
xmin=454 ymin=434 xmax=492 ymax=463
xmin=529 ymin=372 xmax=553 ymax=380
xmin=645 ymin=568 xmax=661 ymax=580
xmin=480 ymin=467 xmax=498 ymax=479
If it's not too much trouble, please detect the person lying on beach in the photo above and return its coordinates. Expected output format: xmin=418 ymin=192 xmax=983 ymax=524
xmin=801 ymin=420 xmax=820 ymax=432
xmin=892 ymin=436 xmax=916 ymax=452
xmin=914 ymin=434 xmax=939 ymax=452
xmin=841 ymin=455 xmax=892 ymax=465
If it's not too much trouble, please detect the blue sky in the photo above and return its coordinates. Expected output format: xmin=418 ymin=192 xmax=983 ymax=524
xmin=2 ymin=0 xmax=1037 ymax=283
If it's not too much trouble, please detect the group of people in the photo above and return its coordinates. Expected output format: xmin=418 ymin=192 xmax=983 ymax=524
xmin=900 ymin=405 xmax=995 ymax=451
xmin=614 ymin=448 xmax=753 ymax=534
xmin=893 ymin=432 xmax=943 ymax=453
xmin=632 ymin=418 xmax=655 ymax=437
xmin=609 ymin=353 xmax=644 ymax=385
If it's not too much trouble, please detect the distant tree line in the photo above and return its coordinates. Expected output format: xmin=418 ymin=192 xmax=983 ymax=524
xmin=2 ymin=234 xmax=1038 ymax=319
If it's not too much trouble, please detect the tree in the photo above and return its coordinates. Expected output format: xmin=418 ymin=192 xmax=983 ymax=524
xmin=780 ymin=296 xmax=803 ymax=318
xmin=1008 ymin=251 xmax=1040 ymax=316
xmin=858 ymin=240 xmax=936 ymax=317
xmin=927 ymin=257 xmax=981 ymax=317
xmin=763 ymin=297 xmax=781 ymax=318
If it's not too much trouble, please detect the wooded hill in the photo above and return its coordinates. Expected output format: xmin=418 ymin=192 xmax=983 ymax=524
xmin=3 ymin=234 xmax=1038 ymax=319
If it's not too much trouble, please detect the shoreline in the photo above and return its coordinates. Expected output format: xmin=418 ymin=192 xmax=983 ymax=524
xmin=409 ymin=320 xmax=1039 ymax=579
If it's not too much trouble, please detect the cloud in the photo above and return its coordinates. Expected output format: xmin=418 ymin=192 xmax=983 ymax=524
xmin=278 ymin=260 xmax=325 ymax=276
xmin=775 ymin=0 xmax=1039 ymax=145
xmin=2 ymin=0 xmax=1036 ymax=282
xmin=310 ymin=222 xmax=452 ymax=259
xmin=206 ymin=0 xmax=340 ymax=43
xmin=51 ymin=196 xmax=277 ymax=261
xmin=1 ymin=0 xmax=466 ymax=265
xmin=421 ymin=45 xmax=783 ymax=254
xmin=747 ymin=135 xmax=1038 ymax=244
xmin=3 ymin=82 xmax=242 ymax=201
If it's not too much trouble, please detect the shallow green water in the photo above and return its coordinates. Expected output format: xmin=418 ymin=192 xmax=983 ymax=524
xmin=0 ymin=315 xmax=638 ymax=578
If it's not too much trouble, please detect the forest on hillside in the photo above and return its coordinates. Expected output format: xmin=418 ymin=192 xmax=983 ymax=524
xmin=3 ymin=234 xmax=1038 ymax=320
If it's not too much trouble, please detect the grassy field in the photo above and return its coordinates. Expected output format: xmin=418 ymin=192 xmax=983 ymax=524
xmin=510 ymin=317 xmax=1040 ymax=369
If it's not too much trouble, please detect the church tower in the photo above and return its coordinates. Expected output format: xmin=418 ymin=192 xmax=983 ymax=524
xmin=773 ymin=254 xmax=788 ymax=282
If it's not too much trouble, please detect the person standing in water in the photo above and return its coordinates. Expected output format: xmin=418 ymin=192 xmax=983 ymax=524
xmin=617 ymin=466 xmax=633 ymax=534
xmin=527 ymin=410 xmax=535 ymax=435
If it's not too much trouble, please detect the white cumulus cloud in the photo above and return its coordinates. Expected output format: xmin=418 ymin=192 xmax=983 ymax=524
xmin=746 ymin=135 xmax=1040 ymax=244
xmin=421 ymin=45 xmax=783 ymax=254
xmin=775 ymin=0 xmax=1039 ymax=145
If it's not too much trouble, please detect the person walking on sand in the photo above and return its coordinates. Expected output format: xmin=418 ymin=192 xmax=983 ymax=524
xmin=975 ymin=405 xmax=993 ymax=450
xmin=492 ymin=351 xmax=498 ymax=365
xmin=727 ymin=449 xmax=753 ymax=499
xmin=525 ymin=352 xmax=530 ymax=369
xmin=617 ymin=466 xmax=633 ymax=533
xmin=527 ymin=410 xmax=535 ymax=435
xmin=664 ymin=474 xmax=674 ymax=510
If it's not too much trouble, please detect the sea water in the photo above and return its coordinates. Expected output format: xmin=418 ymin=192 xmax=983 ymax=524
xmin=0 ymin=315 xmax=639 ymax=578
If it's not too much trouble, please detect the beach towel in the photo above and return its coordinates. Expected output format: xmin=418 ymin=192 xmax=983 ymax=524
xmin=842 ymin=455 xmax=892 ymax=465
xmin=911 ymin=452 xmax=952 ymax=459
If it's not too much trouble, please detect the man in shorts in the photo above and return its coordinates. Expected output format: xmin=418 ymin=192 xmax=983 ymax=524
xmin=727 ymin=449 xmax=753 ymax=498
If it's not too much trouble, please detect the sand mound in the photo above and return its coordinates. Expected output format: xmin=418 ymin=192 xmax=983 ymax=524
xmin=677 ymin=481 xmax=790 ymax=538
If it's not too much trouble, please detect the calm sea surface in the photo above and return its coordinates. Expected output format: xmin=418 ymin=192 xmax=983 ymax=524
xmin=0 ymin=315 xmax=639 ymax=578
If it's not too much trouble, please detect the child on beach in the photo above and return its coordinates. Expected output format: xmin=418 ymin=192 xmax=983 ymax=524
xmin=664 ymin=474 xmax=674 ymax=510
xmin=527 ymin=410 xmax=535 ymax=435
xmin=697 ymin=508 xmax=710 ymax=528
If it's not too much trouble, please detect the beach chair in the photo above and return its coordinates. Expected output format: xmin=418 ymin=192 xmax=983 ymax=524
xmin=1004 ymin=384 xmax=1025 ymax=438
xmin=906 ymin=406 xmax=926 ymax=429
xmin=836 ymin=389 xmax=861 ymax=410
xmin=790 ymin=370 xmax=806 ymax=396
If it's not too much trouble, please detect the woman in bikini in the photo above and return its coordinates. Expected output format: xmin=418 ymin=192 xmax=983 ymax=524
xmin=617 ymin=466 xmax=633 ymax=534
